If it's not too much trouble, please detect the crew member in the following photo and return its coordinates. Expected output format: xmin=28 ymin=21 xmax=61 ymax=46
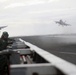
xmin=0 ymin=31 xmax=14 ymax=75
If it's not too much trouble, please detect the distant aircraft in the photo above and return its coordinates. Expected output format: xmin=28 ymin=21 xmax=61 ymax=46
xmin=55 ymin=19 xmax=71 ymax=26
xmin=0 ymin=26 xmax=7 ymax=30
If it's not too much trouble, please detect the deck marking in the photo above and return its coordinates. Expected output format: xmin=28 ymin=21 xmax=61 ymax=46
xmin=59 ymin=52 xmax=76 ymax=55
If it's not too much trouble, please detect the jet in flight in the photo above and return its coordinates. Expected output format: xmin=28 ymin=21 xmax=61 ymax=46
xmin=0 ymin=26 xmax=7 ymax=30
xmin=55 ymin=19 xmax=71 ymax=26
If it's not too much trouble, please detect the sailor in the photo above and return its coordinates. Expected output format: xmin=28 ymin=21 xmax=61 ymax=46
xmin=0 ymin=31 xmax=13 ymax=75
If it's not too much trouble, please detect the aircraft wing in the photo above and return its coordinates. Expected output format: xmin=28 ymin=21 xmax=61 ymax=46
xmin=0 ymin=26 xmax=7 ymax=30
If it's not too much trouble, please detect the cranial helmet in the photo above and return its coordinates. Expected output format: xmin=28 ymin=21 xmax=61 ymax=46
xmin=2 ymin=31 xmax=9 ymax=37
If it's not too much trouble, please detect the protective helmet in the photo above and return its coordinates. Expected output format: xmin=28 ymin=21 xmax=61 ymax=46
xmin=2 ymin=31 xmax=9 ymax=37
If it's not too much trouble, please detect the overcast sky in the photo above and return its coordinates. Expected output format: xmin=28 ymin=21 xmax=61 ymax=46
xmin=0 ymin=0 xmax=76 ymax=36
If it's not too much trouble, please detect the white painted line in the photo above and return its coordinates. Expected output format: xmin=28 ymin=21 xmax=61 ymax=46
xmin=49 ymin=51 xmax=76 ymax=55
xmin=59 ymin=52 xmax=76 ymax=55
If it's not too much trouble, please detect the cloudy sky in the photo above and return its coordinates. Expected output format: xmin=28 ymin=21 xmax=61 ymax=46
xmin=0 ymin=0 xmax=76 ymax=36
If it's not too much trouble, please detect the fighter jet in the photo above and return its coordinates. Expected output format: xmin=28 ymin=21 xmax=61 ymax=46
xmin=0 ymin=26 xmax=7 ymax=30
xmin=55 ymin=19 xmax=70 ymax=26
